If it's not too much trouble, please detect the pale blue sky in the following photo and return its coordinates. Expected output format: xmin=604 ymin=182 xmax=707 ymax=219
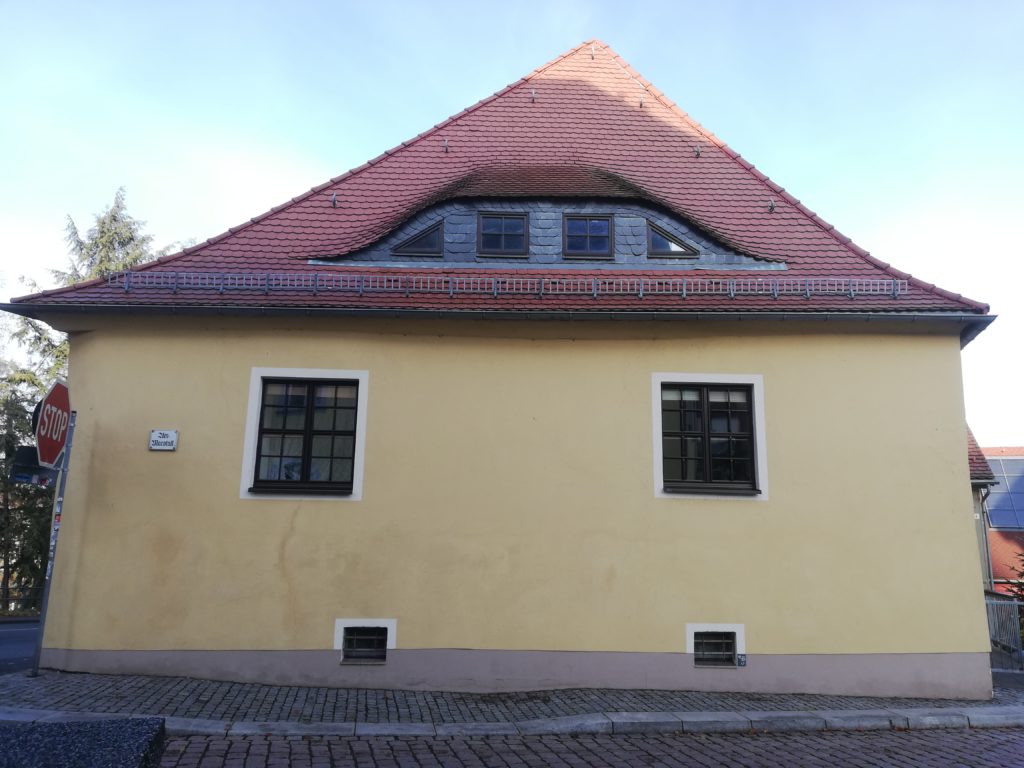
xmin=2 ymin=0 xmax=1022 ymax=443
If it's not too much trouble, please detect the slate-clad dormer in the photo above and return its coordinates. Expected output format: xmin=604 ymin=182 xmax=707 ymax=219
xmin=324 ymin=198 xmax=781 ymax=270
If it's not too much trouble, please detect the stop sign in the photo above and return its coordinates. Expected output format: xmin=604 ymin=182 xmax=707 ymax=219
xmin=35 ymin=381 xmax=71 ymax=469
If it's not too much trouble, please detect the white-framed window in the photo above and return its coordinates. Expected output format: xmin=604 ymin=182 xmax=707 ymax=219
xmin=240 ymin=367 xmax=368 ymax=500
xmin=652 ymin=373 xmax=768 ymax=500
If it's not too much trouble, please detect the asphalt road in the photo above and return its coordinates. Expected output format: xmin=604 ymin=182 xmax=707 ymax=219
xmin=0 ymin=621 xmax=38 ymax=674
xmin=159 ymin=729 xmax=1024 ymax=767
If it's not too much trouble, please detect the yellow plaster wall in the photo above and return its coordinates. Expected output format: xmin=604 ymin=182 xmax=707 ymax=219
xmin=45 ymin=318 xmax=989 ymax=655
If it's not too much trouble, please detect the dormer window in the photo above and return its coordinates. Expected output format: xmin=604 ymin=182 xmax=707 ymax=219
xmin=564 ymin=216 xmax=613 ymax=259
xmin=648 ymin=223 xmax=698 ymax=258
xmin=393 ymin=222 xmax=443 ymax=256
xmin=478 ymin=214 xmax=527 ymax=256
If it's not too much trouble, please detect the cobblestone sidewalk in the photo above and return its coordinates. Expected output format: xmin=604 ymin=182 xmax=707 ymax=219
xmin=1 ymin=671 xmax=1022 ymax=724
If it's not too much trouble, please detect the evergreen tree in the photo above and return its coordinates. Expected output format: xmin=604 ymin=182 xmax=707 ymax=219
xmin=14 ymin=187 xmax=166 ymax=384
xmin=0 ymin=365 xmax=52 ymax=612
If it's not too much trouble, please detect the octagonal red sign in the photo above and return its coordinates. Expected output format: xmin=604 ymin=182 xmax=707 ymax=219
xmin=36 ymin=381 xmax=71 ymax=469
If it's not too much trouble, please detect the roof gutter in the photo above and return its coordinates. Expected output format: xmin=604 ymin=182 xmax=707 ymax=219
xmin=1 ymin=303 xmax=995 ymax=346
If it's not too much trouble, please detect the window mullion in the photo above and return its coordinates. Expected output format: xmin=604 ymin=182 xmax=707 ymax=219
xmin=701 ymin=386 xmax=711 ymax=484
xmin=301 ymin=382 xmax=315 ymax=483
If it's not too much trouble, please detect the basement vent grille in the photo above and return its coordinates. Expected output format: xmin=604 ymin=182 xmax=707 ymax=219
xmin=342 ymin=626 xmax=387 ymax=662
xmin=693 ymin=631 xmax=737 ymax=667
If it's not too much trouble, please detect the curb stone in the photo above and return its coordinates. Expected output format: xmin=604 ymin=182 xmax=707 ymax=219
xmin=2 ymin=705 xmax=1024 ymax=737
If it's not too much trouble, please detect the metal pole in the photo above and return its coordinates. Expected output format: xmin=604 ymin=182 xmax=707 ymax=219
xmin=29 ymin=411 xmax=76 ymax=678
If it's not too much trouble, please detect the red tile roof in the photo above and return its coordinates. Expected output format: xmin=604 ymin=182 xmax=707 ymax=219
xmin=968 ymin=427 xmax=996 ymax=484
xmin=983 ymin=448 xmax=1024 ymax=457
xmin=989 ymin=530 xmax=1024 ymax=585
xmin=10 ymin=40 xmax=989 ymax=316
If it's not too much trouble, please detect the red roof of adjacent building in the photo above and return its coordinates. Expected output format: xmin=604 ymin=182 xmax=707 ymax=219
xmin=9 ymin=40 xmax=989 ymax=317
xmin=989 ymin=530 xmax=1024 ymax=588
xmin=968 ymin=427 xmax=996 ymax=484
xmin=983 ymin=448 xmax=1024 ymax=457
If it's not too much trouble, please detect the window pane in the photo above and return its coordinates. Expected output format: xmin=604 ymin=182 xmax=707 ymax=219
xmin=682 ymin=389 xmax=700 ymax=401
xmin=258 ymin=457 xmax=280 ymax=481
xmin=285 ymin=409 xmax=305 ymax=430
xmin=481 ymin=233 xmax=502 ymax=250
xmin=335 ymin=409 xmax=356 ymax=432
xmin=588 ymin=219 xmax=609 ymax=235
xmin=311 ymin=436 xmax=333 ymax=457
xmin=567 ymin=218 xmax=587 ymax=235
xmin=263 ymin=406 xmax=285 ymax=429
xmin=684 ymin=459 xmax=702 ymax=481
xmin=286 ymin=386 xmax=307 ymax=407
xmin=281 ymin=458 xmax=303 ymax=481
xmin=566 ymin=235 xmax=587 ymax=252
xmin=315 ymin=385 xmax=336 ymax=406
xmin=309 ymin=458 xmax=330 ymax=481
xmin=481 ymin=216 xmax=502 ymax=233
xmin=733 ymin=461 xmax=751 ymax=482
xmin=710 ymin=438 xmax=730 ymax=457
xmin=264 ymin=383 xmax=287 ymax=406
xmin=589 ymin=236 xmax=609 ymax=253
xmin=683 ymin=411 xmax=702 ymax=432
xmin=732 ymin=439 xmax=750 ymax=459
xmin=261 ymin=435 xmax=282 ymax=456
xmin=683 ymin=437 xmax=703 ymax=458
xmin=708 ymin=390 xmax=728 ymax=403
xmin=504 ymin=234 xmax=525 ymax=251
xmin=336 ymin=386 xmax=357 ymax=406
xmin=663 ymin=437 xmax=681 ymax=458
xmin=651 ymin=231 xmax=671 ymax=251
xmin=335 ymin=436 xmax=355 ymax=457
xmin=332 ymin=459 xmax=354 ymax=482
xmin=711 ymin=459 xmax=731 ymax=481
xmin=313 ymin=408 xmax=333 ymax=430
xmin=709 ymin=414 xmax=729 ymax=433
xmin=662 ymin=388 xmax=682 ymax=401
xmin=503 ymin=217 xmax=524 ymax=234
xmin=662 ymin=410 xmax=682 ymax=432
xmin=729 ymin=390 xmax=748 ymax=403
xmin=664 ymin=459 xmax=683 ymax=482
xmin=282 ymin=436 xmax=304 ymax=456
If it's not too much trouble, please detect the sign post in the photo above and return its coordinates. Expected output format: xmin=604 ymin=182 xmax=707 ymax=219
xmin=29 ymin=381 xmax=74 ymax=678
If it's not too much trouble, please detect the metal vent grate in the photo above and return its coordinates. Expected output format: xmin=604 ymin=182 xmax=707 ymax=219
xmin=694 ymin=631 xmax=736 ymax=667
xmin=342 ymin=626 xmax=387 ymax=662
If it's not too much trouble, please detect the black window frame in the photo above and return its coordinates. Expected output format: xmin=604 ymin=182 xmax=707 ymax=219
xmin=392 ymin=221 xmax=444 ymax=256
xmin=563 ymin=215 xmax=614 ymax=259
xmin=477 ymin=212 xmax=529 ymax=256
xmin=250 ymin=378 xmax=359 ymax=496
xmin=647 ymin=222 xmax=699 ymax=258
xmin=693 ymin=631 xmax=737 ymax=667
xmin=342 ymin=626 xmax=388 ymax=662
xmin=660 ymin=382 xmax=759 ymax=496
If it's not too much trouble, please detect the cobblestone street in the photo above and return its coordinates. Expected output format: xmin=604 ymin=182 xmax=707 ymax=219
xmin=3 ymin=671 xmax=1022 ymax=724
xmin=159 ymin=729 xmax=1024 ymax=767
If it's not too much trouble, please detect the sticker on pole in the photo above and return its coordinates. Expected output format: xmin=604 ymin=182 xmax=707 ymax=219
xmin=35 ymin=380 xmax=71 ymax=469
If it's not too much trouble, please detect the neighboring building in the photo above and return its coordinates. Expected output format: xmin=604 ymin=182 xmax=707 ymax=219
xmin=3 ymin=41 xmax=996 ymax=698
xmin=983 ymin=448 xmax=1024 ymax=596
xmin=968 ymin=429 xmax=997 ymax=592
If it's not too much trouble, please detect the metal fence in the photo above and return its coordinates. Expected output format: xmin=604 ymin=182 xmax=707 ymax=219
xmin=1 ymin=587 xmax=42 ymax=615
xmin=986 ymin=598 xmax=1024 ymax=671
